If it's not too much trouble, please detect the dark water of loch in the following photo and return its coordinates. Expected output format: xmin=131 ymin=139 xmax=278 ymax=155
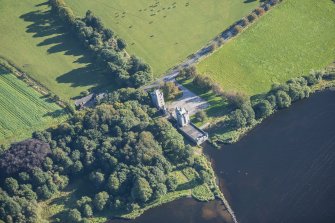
xmin=112 ymin=90 xmax=335 ymax=223
xmin=205 ymin=90 xmax=335 ymax=223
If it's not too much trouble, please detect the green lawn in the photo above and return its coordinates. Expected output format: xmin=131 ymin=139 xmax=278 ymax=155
xmin=0 ymin=68 xmax=66 ymax=145
xmin=65 ymin=0 xmax=261 ymax=77
xmin=0 ymin=0 xmax=113 ymax=101
xmin=197 ymin=0 xmax=335 ymax=96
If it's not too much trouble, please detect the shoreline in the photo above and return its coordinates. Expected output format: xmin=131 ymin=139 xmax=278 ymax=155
xmin=207 ymin=79 xmax=335 ymax=148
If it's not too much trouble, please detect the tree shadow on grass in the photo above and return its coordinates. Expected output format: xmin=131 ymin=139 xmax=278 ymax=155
xmin=56 ymin=63 xmax=119 ymax=93
xmin=19 ymin=3 xmax=118 ymax=96
xmin=20 ymin=9 xmax=91 ymax=62
xmin=43 ymin=109 xmax=67 ymax=118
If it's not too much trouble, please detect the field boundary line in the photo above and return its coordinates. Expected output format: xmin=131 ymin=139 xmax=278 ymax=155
xmin=0 ymin=56 xmax=68 ymax=109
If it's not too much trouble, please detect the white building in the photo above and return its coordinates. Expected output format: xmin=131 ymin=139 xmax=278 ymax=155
xmin=175 ymin=107 xmax=190 ymax=127
xmin=150 ymin=89 xmax=166 ymax=111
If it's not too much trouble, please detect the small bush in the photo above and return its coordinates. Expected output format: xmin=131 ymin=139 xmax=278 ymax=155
xmin=209 ymin=42 xmax=217 ymax=52
xmin=248 ymin=12 xmax=258 ymax=22
xmin=195 ymin=110 xmax=207 ymax=122
xmin=242 ymin=17 xmax=249 ymax=26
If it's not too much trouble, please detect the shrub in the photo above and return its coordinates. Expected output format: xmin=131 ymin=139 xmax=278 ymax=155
xmin=304 ymin=71 xmax=323 ymax=85
xmin=179 ymin=66 xmax=197 ymax=79
xmin=209 ymin=42 xmax=217 ymax=52
xmin=255 ymin=7 xmax=266 ymax=16
xmin=195 ymin=110 xmax=207 ymax=122
xmin=242 ymin=17 xmax=249 ymax=26
xmin=192 ymin=75 xmax=213 ymax=91
xmin=248 ymin=12 xmax=258 ymax=22
xmin=233 ymin=25 xmax=243 ymax=35
xmin=212 ymin=83 xmax=224 ymax=96
xmin=224 ymin=91 xmax=249 ymax=109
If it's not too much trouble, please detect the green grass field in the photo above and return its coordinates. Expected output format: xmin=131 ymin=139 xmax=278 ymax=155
xmin=0 ymin=68 xmax=66 ymax=145
xmin=197 ymin=0 xmax=335 ymax=96
xmin=65 ymin=0 xmax=261 ymax=77
xmin=0 ymin=0 xmax=113 ymax=101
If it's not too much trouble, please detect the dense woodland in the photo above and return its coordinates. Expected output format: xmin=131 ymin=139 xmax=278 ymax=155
xmin=0 ymin=90 xmax=212 ymax=222
xmin=49 ymin=0 xmax=153 ymax=88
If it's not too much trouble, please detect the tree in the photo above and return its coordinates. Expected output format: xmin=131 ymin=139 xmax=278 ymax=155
xmin=192 ymin=75 xmax=213 ymax=91
xmin=4 ymin=178 xmax=19 ymax=195
xmin=103 ymin=28 xmax=114 ymax=40
xmin=275 ymin=90 xmax=291 ymax=109
xmin=224 ymin=91 xmax=248 ymax=109
xmin=83 ymin=204 xmax=93 ymax=217
xmin=107 ymin=174 xmax=120 ymax=193
xmin=199 ymin=170 xmax=211 ymax=184
xmin=18 ymin=172 xmax=30 ymax=182
xmin=76 ymin=196 xmax=92 ymax=208
xmin=255 ymin=7 xmax=266 ymax=16
xmin=161 ymin=81 xmax=181 ymax=100
xmin=230 ymin=109 xmax=247 ymax=128
xmin=0 ymin=139 xmax=51 ymax=175
xmin=248 ymin=12 xmax=258 ymax=22
xmin=240 ymin=103 xmax=255 ymax=125
xmin=89 ymin=171 xmax=105 ymax=188
xmin=72 ymin=160 xmax=83 ymax=173
xmin=153 ymin=183 xmax=167 ymax=199
xmin=131 ymin=177 xmax=153 ymax=203
xmin=254 ymin=100 xmax=273 ymax=119
xmin=166 ymin=175 xmax=178 ymax=191
xmin=117 ymin=38 xmax=127 ymax=51
xmin=179 ymin=66 xmax=197 ymax=79
xmin=19 ymin=184 xmax=37 ymax=201
xmin=94 ymin=191 xmax=109 ymax=211
xmin=195 ymin=110 xmax=207 ymax=122
xmin=37 ymin=185 xmax=53 ymax=199
xmin=68 ymin=209 xmax=82 ymax=223
xmin=130 ymin=71 xmax=152 ymax=88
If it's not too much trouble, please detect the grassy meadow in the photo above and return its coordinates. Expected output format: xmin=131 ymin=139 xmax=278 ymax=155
xmin=197 ymin=0 xmax=335 ymax=96
xmin=0 ymin=0 xmax=113 ymax=101
xmin=0 ymin=68 xmax=66 ymax=145
xmin=65 ymin=0 xmax=261 ymax=76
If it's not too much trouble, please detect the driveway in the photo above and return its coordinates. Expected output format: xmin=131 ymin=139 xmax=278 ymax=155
xmin=166 ymin=81 xmax=209 ymax=117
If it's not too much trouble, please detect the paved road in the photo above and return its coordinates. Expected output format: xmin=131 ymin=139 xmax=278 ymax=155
xmin=144 ymin=1 xmax=274 ymax=90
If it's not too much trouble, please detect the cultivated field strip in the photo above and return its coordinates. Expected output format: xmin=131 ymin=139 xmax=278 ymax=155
xmin=0 ymin=70 xmax=65 ymax=144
